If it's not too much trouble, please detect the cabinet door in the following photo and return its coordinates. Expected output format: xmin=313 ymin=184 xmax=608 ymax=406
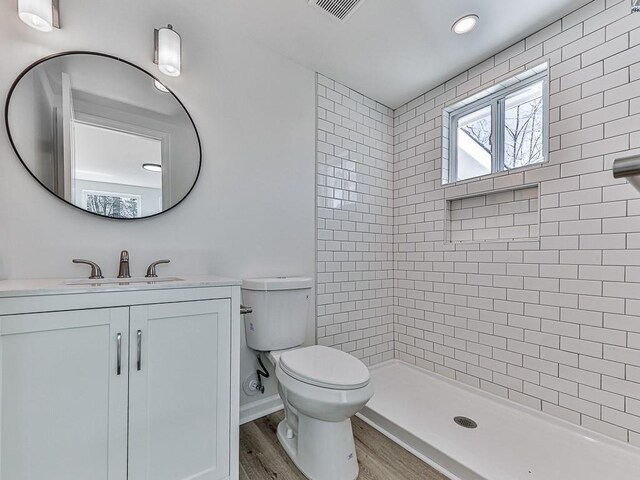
xmin=0 ymin=308 xmax=129 ymax=480
xmin=128 ymin=300 xmax=231 ymax=480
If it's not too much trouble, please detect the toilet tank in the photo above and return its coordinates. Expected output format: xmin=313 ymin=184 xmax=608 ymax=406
xmin=242 ymin=277 xmax=313 ymax=352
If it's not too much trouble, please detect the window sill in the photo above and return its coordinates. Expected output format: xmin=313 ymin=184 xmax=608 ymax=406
xmin=442 ymin=159 xmax=547 ymax=189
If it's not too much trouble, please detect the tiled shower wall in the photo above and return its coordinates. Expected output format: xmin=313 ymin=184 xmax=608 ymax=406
xmin=393 ymin=0 xmax=640 ymax=445
xmin=316 ymin=74 xmax=395 ymax=366
xmin=448 ymin=186 xmax=540 ymax=243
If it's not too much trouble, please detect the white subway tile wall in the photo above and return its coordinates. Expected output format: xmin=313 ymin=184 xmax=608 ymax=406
xmin=316 ymin=74 xmax=395 ymax=365
xmin=448 ymin=186 xmax=540 ymax=243
xmin=393 ymin=0 xmax=640 ymax=445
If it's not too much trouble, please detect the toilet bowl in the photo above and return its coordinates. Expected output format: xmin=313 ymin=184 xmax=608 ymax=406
xmin=242 ymin=277 xmax=374 ymax=480
xmin=267 ymin=346 xmax=373 ymax=480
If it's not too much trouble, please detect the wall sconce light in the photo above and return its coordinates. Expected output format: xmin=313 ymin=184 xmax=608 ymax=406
xmin=633 ymin=0 xmax=640 ymax=13
xmin=154 ymin=24 xmax=182 ymax=77
xmin=613 ymin=155 xmax=640 ymax=191
xmin=18 ymin=0 xmax=60 ymax=32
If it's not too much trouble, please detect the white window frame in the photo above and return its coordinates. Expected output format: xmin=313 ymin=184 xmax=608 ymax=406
xmin=447 ymin=70 xmax=549 ymax=184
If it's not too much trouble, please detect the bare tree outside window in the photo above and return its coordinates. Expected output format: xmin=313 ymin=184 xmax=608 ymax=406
xmin=461 ymin=116 xmax=492 ymax=154
xmin=504 ymin=81 xmax=545 ymax=169
xmin=83 ymin=191 xmax=141 ymax=219
xmin=456 ymin=105 xmax=492 ymax=181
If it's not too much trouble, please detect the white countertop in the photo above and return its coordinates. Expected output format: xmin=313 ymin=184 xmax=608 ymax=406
xmin=0 ymin=275 xmax=241 ymax=298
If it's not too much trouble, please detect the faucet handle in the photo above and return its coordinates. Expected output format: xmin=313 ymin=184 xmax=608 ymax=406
xmin=72 ymin=259 xmax=104 ymax=280
xmin=145 ymin=259 xmax=170 ymax=278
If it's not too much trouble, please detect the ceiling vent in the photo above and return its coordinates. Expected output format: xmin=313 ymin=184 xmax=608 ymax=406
xmin=308 ymin=0 xmax=366 ymax=23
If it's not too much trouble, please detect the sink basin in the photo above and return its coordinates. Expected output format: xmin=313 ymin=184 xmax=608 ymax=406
xmin=63 ymin=277 xmax=184 ymax=286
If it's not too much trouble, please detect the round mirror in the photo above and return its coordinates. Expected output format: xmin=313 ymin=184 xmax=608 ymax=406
xmin=5 ymin=52 xmax=201 ymax=220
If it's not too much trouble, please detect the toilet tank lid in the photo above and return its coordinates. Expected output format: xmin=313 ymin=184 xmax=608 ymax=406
xmin=242 ymin=277 xmax=313 ymax=291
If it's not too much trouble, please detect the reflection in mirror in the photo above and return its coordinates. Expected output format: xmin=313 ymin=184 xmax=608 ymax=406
xmin=6 ymin=52 xmax=201 ymax=219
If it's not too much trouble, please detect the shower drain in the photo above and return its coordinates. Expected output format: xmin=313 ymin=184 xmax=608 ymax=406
xmin=454 ymin=416 xmax=478 ymax=429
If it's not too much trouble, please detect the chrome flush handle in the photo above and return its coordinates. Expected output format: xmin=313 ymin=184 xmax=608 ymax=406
xmin=72 ymin=259 xmax=104 ymax=279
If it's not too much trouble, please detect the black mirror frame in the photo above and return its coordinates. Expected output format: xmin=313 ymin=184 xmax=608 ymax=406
xmin=4 ymin=51 xmax=203 ymax=221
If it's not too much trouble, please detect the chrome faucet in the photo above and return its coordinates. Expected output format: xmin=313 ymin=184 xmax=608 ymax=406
xmin=117 ymin=250 xmax=131 ymax=278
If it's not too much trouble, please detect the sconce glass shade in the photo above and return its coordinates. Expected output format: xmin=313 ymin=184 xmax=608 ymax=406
xmin=154 ymin=80 xmax=170 ymax=93
xmin=18 ymin=0 xmax=58 ymax=32
xmin=155 ymin=25 xmax=181 ymax=77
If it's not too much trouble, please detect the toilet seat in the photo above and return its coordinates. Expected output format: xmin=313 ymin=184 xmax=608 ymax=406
xmin=279 ymin=345 xmax=370 ymax=390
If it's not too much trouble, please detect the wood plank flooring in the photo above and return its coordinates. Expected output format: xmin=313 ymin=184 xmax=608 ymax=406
xmin=239 ymin=410 xmax=450 ymax=480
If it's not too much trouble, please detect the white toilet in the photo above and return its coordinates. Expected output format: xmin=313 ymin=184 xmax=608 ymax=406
xmin=242 ymin=277 xmax=374 ymax=480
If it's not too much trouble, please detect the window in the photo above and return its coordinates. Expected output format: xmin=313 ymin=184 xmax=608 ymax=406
xmin=447 ymin=69 xmax=548 ymax=183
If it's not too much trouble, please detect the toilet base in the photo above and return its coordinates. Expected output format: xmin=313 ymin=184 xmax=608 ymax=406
xmin=277 ymin=416 xmax=359 ymax=480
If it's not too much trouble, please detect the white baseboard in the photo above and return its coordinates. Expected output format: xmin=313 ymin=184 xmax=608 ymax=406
xmin=240 ymin=394 xmax=283 ymax=425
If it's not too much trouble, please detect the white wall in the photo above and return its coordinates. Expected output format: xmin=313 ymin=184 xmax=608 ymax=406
xmin=0 ymin=0 xmax=316 ymax=406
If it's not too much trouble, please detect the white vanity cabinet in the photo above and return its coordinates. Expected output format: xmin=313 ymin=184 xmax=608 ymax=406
xmin=128 ymin=300 xmax=231 ymax=480
xmin=0 ymin=277 xmax=241 ymax=480
xmin=0 ymin=307 xmax=130 ymax=480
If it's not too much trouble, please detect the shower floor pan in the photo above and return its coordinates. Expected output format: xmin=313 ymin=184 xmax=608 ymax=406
xmin=358 ymin=360 xmax=640 ymax=480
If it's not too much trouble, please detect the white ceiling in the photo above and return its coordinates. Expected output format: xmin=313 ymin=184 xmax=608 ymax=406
xmin=217 ymin=0 xmax=593 ymax=108
xmin=74 ymin=122 xmax=163 ymax=189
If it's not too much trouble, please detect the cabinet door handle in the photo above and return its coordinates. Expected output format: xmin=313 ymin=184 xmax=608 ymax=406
xmin=116 ymin=333 xmax=122 ymax=376
xmin=137 ymin=330 xmax=142 ymax=371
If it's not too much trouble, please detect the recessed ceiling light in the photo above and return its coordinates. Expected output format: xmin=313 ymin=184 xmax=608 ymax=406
xmin=143 ymin=163 xmax=162 ymax=172
xmin=452 ymin=15 xmax=479 ymax=35
xmin=154 ymin=80 xmax=169 ymax=93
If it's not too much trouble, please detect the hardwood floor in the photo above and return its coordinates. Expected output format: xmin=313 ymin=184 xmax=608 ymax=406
xmin=239 ymin=410 xmax=450 ymax=480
